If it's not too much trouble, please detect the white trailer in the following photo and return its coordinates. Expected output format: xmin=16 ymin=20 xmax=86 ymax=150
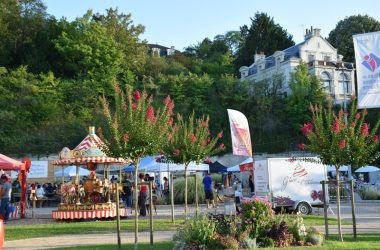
xmin=254 ymin=157 xmax=327 ymax=215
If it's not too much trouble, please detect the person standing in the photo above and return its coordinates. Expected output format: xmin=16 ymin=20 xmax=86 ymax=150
xmin=203 ymin=172 xmax=215 ymax=208
xmin=0 ymin=175 xmax=12 ymax=223
xmin=249 ymin=174 xmax=255 ymax=194
xmin=122 ymin=174 xmax=133 ymax=208
xmin=163 ymin=177 xmax=169 ymax=197
xmin=138 ymin=173 xmax=147 ymax=216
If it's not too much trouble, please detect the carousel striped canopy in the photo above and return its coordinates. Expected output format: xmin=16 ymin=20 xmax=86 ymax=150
xmin=53 ymin=127 xmax=128 ymax=165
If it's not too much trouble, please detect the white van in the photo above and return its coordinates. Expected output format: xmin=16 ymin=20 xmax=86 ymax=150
xmin=254 ymin=157 xmax=328 ymax=214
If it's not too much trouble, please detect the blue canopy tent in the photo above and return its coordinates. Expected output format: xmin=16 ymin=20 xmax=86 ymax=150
xmin=208 ymin=161 xmax=228 ymax=173
xmin=123 ymin=156 xmax=157 ymax=172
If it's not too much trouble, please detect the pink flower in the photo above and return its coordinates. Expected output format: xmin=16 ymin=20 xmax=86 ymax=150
xmin=372 ymin=135 xmax=380 ymax=143
xmin=339 ymin=139 xmax=346 ymax=149
xmin=164 ymin=95 xmax=171 ymax=105
xmin=207 ymin=137 xmax=211 ymax=143
xmin=133 ymin=90 xmax=141 ymax=100
xmin=122 ymin=133 xmax=129 ymax=142
xmin=297 ymin=143 xmax=306 ymax=150
xmin=190 ymin=135 xmax=197 ymax=142
xmin=168 ymin=117 xmax=173 ymax=127
xmin=217 ymin=131 xmax=223 ymax=138
xmin=219 ymin=143 xmax=225 ymax=150
xmin=167 ymin=102 xmax=174 ymax=110
xmin=332 ymin=118 xmax=340 ymax=133
xmin=173 ymin=149 xmax=180 ymax=157
xmin=201 ymin=121 xmax=208 ymax=127
xmin=351 ymin=122 xmax=355 ymax=127
xmin=132 ymin=103 xmax=137 ymax=111
xmin=146 ymin=106 xmax=155 ymax=123
xmin=301 ymin=122 xmax=313 ymax=136
xmin=361 ymin=123 xmax=369 ymax=137
xmin=355 ymin=113 xmax=361 ymax=120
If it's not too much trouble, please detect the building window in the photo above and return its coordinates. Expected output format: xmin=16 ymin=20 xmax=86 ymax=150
xmin=321 ymin=72 xmax=331 ymax=93
xmin=339 ymin=73 xmax=350 ymax=94
xmin=324 ymin=56 xmax=331 ymax=61
xmin=308 ymin=54 xmax=315 ymax=62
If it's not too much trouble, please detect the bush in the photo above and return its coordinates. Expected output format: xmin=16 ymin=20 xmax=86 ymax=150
xmin=274 ymin=212 xmax=307 ymax=242
xmin=305 ymin=227 xmax=324 ymax=246
xmin=359 ymin=187 xmax=380 ymax=200
xmin=266 ymin=221 xmax=293 ymax=247
xmin=241 ymin=197 xmax=274 ymax=239
xmin=173 ymin=215 xmax=216 ymax=249
xmin=211 ymin=173 xmax=222 ymax=185
xmin=173 ymin=176 xmax=205 ymax=204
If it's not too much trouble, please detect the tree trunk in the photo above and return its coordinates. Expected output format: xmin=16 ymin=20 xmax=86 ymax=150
xmin=184 ymin=164 xmax=188 ymax=218
xmin=134 ymin=160 xmax=139 ymax=250
xmin=336 ymin=167 xmax=343 ymax=241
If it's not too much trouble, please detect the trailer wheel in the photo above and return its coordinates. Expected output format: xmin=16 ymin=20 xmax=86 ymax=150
xmin=297 ymin=202 xmax=311 ymax=215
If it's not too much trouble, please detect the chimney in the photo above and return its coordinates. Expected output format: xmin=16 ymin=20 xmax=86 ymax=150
xmin=254 ymin=51 xmax=266 ymax=63
xmin=304 ymin=26 xmax=321 ymax=40
xmin=89 ymin=126 xmax=95 ymax=135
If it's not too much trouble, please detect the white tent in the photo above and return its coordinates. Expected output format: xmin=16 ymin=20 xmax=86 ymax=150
xmin=143 ymin=161 xmax=209 ymax=172
xmin=355 ymin=166 xmax=380 ymax=173
xmin=227 ymin=157 xmax=253 ymax=172
xmin=326 ymin=165 xmax=349 ymax=172
xmin=55 ymin=165 xmax=90 ymax=177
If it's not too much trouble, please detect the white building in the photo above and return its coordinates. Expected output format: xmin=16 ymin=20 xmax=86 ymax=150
xmin=239 ymin=27 xmax=355 ymax=104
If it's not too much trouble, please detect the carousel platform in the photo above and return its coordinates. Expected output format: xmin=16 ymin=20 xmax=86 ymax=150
xmin=52 ymin=203 xmax=129 ymax=220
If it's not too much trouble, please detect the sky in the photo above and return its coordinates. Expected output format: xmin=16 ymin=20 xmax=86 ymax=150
xmin=43 ymin=0 xmax=380 ymax=51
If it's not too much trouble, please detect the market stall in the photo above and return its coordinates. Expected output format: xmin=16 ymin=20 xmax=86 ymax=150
xmin=52 ymin=126 xmax=128 ymax=220
xmin=0 ymin=154 xmax=30 ymax=218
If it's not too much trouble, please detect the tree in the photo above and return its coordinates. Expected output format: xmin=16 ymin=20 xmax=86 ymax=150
xmin=301 ymin=101 xmax=380 ymax=241
xmin=286 ymin=62 xmax=327 ymax=133
xmin=100 ymin=85 xmax=174 ymax=249
xmin=235 ymin=12 xmax=294 ymax=71
xmin=164 ymin=113 xmax=224 ymax=216
xmin=328 ymin=15 xmax=380 ymax=63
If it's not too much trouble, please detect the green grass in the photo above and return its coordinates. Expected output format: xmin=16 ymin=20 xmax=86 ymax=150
xmin=51 ymin=241 xmax=174 ymax=250
xmin=3 ymin=214 xmax=350 ymax=241
xmin=5 ymin=219 xmax=184 ymax=241
xmin=264 ymin=234 xmax=380 ymax=249
xmin=302 ymin=214 xmax=351 ymax=226
xmin=49 ymin=235 xmax=380 ymax=250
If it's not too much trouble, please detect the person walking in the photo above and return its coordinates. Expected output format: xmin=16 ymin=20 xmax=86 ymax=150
xmin=0 ymin=175 xmax=12 ymax=223
xmin=203 ymin=172 xmax=215 ymax=208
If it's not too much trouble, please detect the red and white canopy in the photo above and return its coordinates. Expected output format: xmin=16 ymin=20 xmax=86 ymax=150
xmin=53 ymin=127 xmax=128 ymax=166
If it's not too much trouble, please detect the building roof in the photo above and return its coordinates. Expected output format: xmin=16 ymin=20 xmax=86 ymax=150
xmin=247 ymin=41 xmax=306 ymax=76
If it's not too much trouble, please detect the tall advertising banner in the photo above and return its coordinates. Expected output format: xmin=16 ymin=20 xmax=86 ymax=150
xmin=353 ymin=31 xmax=380 ymax=109
xmin=227 ymin=109 xmax=252 ymax=157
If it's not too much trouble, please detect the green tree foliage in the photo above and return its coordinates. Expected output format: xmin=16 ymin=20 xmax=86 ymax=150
xmin=0 ymin=66 xmax=63 ymax=155
xmin=328 ymin=15 xmax=380 ymax=63
xmin=0 ymin=0 xmax=62 ymax=73
xmin=92 ymin=8 xmax=148 ymax=76
xmin=54 ymin=11 xmax=124 ymax=92
xmin=164 ymin=112 xmax=223 ymax=216
xmin=286 ymin=62 xmax=327 ymax=133
xmin=235 ymin=12 xmax=294 ymax=71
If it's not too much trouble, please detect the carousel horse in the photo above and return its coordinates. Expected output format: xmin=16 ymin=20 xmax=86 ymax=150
xmin=83 ymin=177 xmax=103 ymax=204
xmin=60 ymin=182 xmax=76 ymax=204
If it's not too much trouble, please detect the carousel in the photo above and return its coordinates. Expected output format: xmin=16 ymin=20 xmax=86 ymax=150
xmin=52 ymin=126 xmax=129 ymax=220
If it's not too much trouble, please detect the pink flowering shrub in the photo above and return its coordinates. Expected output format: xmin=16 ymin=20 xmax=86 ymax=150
xmin=241 ymin=197 xmax=274 ymax=239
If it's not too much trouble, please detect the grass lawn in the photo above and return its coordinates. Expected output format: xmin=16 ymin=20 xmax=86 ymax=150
xmin=49 ymin=234 xmax=380 ymax=250
xmin=52 ymin=241 xmax=174 ymax=250
xmin=5 ymin=219 xmax=183 ymax=241
xmin=4 ymin=214 xmax=348 ymax=241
